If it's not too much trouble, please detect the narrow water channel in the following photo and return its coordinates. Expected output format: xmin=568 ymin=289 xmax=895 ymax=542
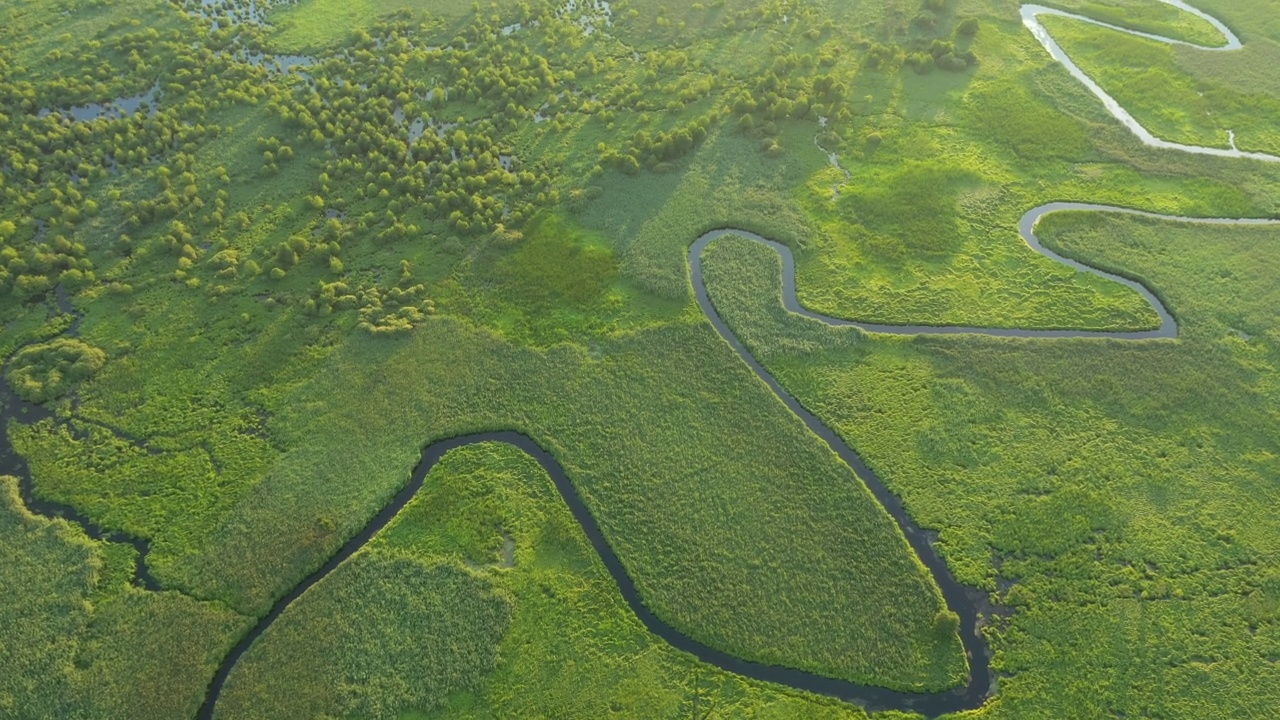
xmin=1021 ymin=1 xmax=1280 ymax=163
xmin=5 ymin=202 xmax=1278 ymax=718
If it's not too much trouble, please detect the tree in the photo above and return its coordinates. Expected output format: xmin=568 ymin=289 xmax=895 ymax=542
xmin=933 ymin=609 xmax=960 ymax=637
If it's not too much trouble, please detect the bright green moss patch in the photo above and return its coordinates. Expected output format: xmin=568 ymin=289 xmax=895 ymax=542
xmin=494 ymin=215 xmax=619 ymax=308
xmin=961 ymin=80 xmax=1093 ymax=162
xmin=837 ymin=161 xmax=978 ymax=255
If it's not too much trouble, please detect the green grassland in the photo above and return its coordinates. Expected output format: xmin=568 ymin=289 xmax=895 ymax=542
xmin=1170 ymin=0 xmax=1280 ymax=99
xmin=15 ymin=278 xmax=965 ymax=691
xmin=215 ymin=442 xmax=872 ymax=719
xmin=699 ymin=211 xmax=1280 ymax=718
xmin=0 ymin=476 xmax=250 ymax=720
xmin=2 ymin=0 xmax=1279 ymax=717
xmin=1041 ymin=12 xmax=1280 ymax=156
xmin=1199 ymin=0 xmax=1280 ymax=44
xmin=1039 ymin=0 xmax=1225 ymax=45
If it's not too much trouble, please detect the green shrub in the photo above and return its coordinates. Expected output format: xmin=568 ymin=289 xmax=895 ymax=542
xmin=7 ymin=339 xmax=107 ymax=404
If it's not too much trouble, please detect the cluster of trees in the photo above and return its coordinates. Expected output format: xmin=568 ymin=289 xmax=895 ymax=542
xmin=913 ymin=0 xmax=952 ymax=32
xmin=906 ymin=39 xmax=978 ymax=74
xmin=716 ymin=0 xmax=831 ymax=36
xmin=257 ymin=135 xmax=295 ymax=175
xmin=726 ymin=68 xmax=854 ymax=157
xmin=241 ymin=0 xmax=885 ymax=286
xmin=178 ymin=0 xmax=290 ymax=27
xmin=2 ymin=0 xmax=558 ymax=302
xmin=260 ymin=13 xmax=567 ymax=264
xmin=0 ymin=0 xmax=292 ymax=301
xmin=120 ymin=149 xmax=224 ymax=231
xmin=863 ymin=1 xmax=980 ymax=74
xmin=0 ymin=220 xmax=96 ymax=300
xmin=0 ymin=0 xmax=979 ymax=323
xmin=732 ymin=66 xmax=848 ymax=127
xmin=600 ymin=113 xmax=714 ymax=173
xmin=305 ymin=274 xmax=436 ymax=335
xmin=0 ymin=146 xmax=103 ymax=297
xmin=19 ymin=24 xmax=174 ymax=110
xmin=863 ymin=41 xmax=901 ymax=70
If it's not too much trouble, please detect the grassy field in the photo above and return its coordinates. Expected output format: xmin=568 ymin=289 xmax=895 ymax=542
xmin=215 ymin=442 xmax=874 ymax=719
xmin=2 ymin=0 xmax=1280 ymax=716
xmin=1039 ymin=0 xmax=1225 ymax=45
xmin=26 ymin=293 xmax=961 ymax=690
xmin=1041 ymin=11 xmax=1280 ymax=155
xmin=0 ymin=477 xmax=249 ymax=720
xmin=700 ymin=211 xmax=1280 ymax=718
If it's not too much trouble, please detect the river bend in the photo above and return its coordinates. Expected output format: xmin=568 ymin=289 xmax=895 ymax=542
xmin=1021 ymin=0 xmax=1280 ymax=163
xmin=196 ymin=203 xmax=1280 ymax=717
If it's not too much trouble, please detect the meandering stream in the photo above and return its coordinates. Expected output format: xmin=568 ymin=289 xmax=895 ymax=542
xmin=694 ymin=203 xmax=1280 ymax=341
xmin=0 ymin=290 xmax=160 ymax=591
xmin=194 ymin=199 xmax=1278 ymax=717
xmin=4 ymin=200 xmax=1275 ymax=717
xmin=1021 ymin=0 xmax=1280 ymax=163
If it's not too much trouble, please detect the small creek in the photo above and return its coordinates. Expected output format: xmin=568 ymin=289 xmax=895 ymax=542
xmin=814 ymin=117 xmax=851 ymax=199
xmin=694 ymin=203 xmax=1279 ymax=341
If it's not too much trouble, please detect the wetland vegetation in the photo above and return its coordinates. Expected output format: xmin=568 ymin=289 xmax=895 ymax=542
xmin=2 ymin=0 xmax=1279 ymax=718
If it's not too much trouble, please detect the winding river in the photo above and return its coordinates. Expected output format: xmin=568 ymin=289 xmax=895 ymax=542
xmin=193 ymin=200 xmax=1279 ymax=717
xmin=5 ymin=200 xmax=1277 ymax=717
xmin=3 ymin=1 xmax=1280 ymax=718
xmin=694 ymin=203 xmax=1280 ymax=342
xmin=1021 ymin=0 xmax=1280 ymax=163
